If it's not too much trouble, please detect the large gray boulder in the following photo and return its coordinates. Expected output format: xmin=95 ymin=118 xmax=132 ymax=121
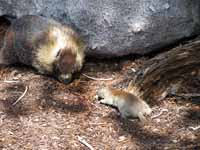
xmin=0 ymin=0 xmax=200 ymax=57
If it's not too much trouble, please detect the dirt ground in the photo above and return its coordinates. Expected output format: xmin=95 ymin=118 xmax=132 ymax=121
xmin=0 ymin=18 xmax=199 ymax=150
xmin=0 ymin=58 xmax=199 ymax=150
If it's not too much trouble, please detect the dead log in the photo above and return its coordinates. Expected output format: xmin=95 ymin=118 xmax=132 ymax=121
xmin=128 ymin=37 xmax=200 ymax=102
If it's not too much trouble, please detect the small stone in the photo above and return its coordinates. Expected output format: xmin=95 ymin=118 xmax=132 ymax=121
xmin=34 ymin=118 xmax=39 ymax=122
xmin=118 ymin=136 xmax=126 ymax=142
xmin=153 ymin=128 xmax=159 ymax=132
xmin=156 ymin=118 xmax=161 ymax=123
xmin=172 ymin=139 xmax=178 ymax=143
xmin=163 ymin=3 xmax=170 ymax=9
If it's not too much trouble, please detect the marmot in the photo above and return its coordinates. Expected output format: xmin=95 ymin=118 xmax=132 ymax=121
xmin=0 ymin=15 xmax=86 ymax=84
xmin=97 ymin=86 xmax=152 ymax=121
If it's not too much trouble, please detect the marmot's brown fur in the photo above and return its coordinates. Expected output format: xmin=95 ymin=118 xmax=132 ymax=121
xmin=0 ymin=15 xmax=86 ymax=83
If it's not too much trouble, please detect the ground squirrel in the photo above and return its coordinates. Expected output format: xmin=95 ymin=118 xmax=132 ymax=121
xmin=97 ymin=86 xmax=152 ymax=121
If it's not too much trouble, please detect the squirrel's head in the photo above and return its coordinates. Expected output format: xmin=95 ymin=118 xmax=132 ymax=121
xmin=97 ymin=85 xmax=110 ymax=99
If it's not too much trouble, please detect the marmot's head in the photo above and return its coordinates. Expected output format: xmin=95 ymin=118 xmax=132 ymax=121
xmin=36 ymin=26 xmax=86 ymax=84
xmin=53 ymin=45 xmax=85 ymax=84
xmin=53 ymin=32 xmax=86 ymax=84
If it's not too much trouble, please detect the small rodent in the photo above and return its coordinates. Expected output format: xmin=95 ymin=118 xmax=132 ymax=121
xmin=97 ymin=86 xmax=152 ymax=121
xmin=0 ymin=15 xmax=86 ymax=84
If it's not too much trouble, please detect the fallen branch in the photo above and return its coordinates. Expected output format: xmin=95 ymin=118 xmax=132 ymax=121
xmin=188 ymin=125 xmax=200 ymax=131
xmin=170 ymin=93 xmax=200 ymax=98
xmin=131 ymin=68 xmax=136 ymax=72
xmin=12 ymin=86 xmax=28 ymax=106
xmin=78 ymin=136 xmax=94 ymax=150
xmin=89 ymin=122 xmax=107 ymax=126
xmin=0 ymin=80 xmax=20 ymax=83
xmin=82 ymin=73 xmax=113 ymax=81
xmin=151 ymin=108 xmax=168 ymax=119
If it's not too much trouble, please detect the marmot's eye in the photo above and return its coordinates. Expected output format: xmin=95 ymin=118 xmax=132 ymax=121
xmin=56 ymin=49 xmax=61 ymax=57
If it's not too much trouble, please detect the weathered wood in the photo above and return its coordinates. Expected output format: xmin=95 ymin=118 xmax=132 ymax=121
xmin=128 ymin=37 xmax=200 ymax=101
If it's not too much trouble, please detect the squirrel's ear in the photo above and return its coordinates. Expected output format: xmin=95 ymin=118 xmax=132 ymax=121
xmin=100 ymin=83 xmax=106 ymax=88
xmin=97 ymin=84 xmax=106 ymax=92
xmin=126 ymin=80 xmax=134 ymax=91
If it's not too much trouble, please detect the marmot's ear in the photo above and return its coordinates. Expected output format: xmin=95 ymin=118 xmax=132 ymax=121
xmin=34 ymin=28 xmax=57 ymax=47
xmin=34 ymin=30 xmax=49 ymax=46
xmin=48 ymin=27 xmax=59 ymax=42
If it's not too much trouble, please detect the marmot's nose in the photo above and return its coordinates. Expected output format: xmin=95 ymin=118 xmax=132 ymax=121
xmin=58 ymin=74 xmax=72 ymax=84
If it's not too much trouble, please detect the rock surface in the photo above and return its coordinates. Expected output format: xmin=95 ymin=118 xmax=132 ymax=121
xmin=0 ymin=0 xmax=200 ymax=57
